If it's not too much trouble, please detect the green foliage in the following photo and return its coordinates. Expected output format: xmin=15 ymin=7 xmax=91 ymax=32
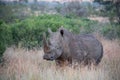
xmin=0 ymin=20 xmax=12 ymax=56
xmin=94 ymin=0 xmax=120 ymax=24
xmin=101 ymin=23 xmax=120 ymax=39
xmin=10 ymin=14 xmax=96 ymax=48
xmin=93 ymin=0 xmax=120 ymax=39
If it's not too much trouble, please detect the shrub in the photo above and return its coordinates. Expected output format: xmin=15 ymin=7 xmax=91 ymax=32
xmin=9 ymin=14 xmax=96 ymax=48
xmin=0 ymin=21 xmax=12 ymax=56
xmin=101 ymin=23 xmax=120 ymax=39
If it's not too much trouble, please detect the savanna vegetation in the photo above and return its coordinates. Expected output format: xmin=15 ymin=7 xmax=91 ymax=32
xmin=1 ymin=14 xmax=119 ymax=56
xmin=0 ymin=0 xmax=120 ymax=80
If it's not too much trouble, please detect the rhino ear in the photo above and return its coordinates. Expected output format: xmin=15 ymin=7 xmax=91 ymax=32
xmin=60 ymin=29 xmax=64 ymax=37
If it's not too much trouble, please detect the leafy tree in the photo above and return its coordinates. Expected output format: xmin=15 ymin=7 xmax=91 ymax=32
xmin=94 ymin=0 xmax=120 ymax=24
xmin=19 ymin=0 xmax=28 ymax=3
xmin=94 ymin=0 xmax=120 ymax=39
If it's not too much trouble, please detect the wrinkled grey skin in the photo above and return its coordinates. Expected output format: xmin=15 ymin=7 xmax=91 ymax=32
xmin=43 ymin=27 xmax=103 ymax=66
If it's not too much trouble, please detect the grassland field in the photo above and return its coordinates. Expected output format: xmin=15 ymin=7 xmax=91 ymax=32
xmin=0 ymin=35 xmax=120 ymax=80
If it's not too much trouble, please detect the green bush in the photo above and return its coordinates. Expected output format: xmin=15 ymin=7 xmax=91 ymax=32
xmin=0 ymin=21 xmax=12 ymax=56
xmin=101 ymin=23 xmax=120 ymax=39
xmin=9 ymin=14 xmax=96 ymax=48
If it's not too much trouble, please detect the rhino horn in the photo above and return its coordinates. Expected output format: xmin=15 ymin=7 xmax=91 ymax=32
xmin=48 ymin=28 xmax=53 ymax=34
xmin=43 ymin=33 xmax=50 ymax=53
xmin=61 ymin=26 xmax=63 ymax=28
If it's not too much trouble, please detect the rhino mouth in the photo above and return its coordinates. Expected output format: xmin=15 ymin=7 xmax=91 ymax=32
xmin=45 ymin=58 xmax=54 ymax=61
xmin=43 ymin=50 xmax=62 ymax=61
xmin=43 ymin=55 xmax=55 ymax=61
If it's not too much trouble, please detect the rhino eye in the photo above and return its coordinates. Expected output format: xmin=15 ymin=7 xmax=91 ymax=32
xmin=56 ymin=46 xmax=61 ymax=49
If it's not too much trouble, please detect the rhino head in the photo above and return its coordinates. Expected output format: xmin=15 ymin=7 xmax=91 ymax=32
xmin=43 ymin=28 xmax=64 ymax=61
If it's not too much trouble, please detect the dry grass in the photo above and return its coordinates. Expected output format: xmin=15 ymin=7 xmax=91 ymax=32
xmin=0 ymin=36 xmax=120 ymax=80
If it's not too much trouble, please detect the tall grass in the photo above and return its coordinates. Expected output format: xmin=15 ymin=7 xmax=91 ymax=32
xmin=0 ymin=36 xmax=120 ymax=80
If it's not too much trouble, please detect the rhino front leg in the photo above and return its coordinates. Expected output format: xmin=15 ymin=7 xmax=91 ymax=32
xmin=55 ymin=59 xmax=72 ymax=67
xmin=55 ymin=60 xmax=67 ymax=67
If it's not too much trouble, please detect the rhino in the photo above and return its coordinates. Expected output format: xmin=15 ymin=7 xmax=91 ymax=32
xmin=43 ymin=27 xmax=103 ymax=66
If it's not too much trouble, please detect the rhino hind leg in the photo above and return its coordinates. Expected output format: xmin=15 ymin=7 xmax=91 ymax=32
xmin=83 ymin=57 xmax=98 ymax=67
xmin=94 ymin=58 xmax=102 ymax=66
